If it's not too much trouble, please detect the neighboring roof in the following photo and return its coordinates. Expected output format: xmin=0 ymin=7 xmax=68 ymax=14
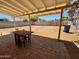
xmin=0 ymin=0 xmax=71 ymax=17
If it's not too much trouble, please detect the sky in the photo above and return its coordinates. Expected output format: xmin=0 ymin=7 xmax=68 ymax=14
xmin=0 ymin=10 xmax=68 ymax=21
xmin=0 ymin=12 xmax=22 ymax=21
xmin=39 ymin=10 xmax=68 ymax=21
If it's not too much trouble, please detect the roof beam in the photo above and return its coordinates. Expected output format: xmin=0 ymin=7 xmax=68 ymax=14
xmin=19 ymin=4 xmax=72 ymax=16
xmin=1 ymin=0 xmax=25 ymax=13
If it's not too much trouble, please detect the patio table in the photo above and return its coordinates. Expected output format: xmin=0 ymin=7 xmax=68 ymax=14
xmin=13 ymin=30 xmax=31 ymax=47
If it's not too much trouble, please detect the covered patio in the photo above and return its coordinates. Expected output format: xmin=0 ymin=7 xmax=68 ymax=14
xmin=0 ymin=0 xmax=79 ymax=59
xmin=0 ymin=26 xmax=79 ymax=59
xmin=0 ymin=0 xmax=71 ymax=41
xmin=0 ymin=33 xmax=70 ymax=59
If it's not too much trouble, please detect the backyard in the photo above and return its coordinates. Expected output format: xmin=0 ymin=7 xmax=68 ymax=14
xmin=0 ymin=26 xmax=78 ymax=41
xmin=0 ymin=26 xmax=79 ymax=59
xmin=0 ymin=0 xmax=79 ymax=59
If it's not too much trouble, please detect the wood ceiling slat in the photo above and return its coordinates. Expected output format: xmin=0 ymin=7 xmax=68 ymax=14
xmin=19 ymin=0 xmax=36 ymax=11
xmin=56 ymin=0 xmax=66 ymax=5
xmin=40 ymin=0 xmax=47 ymax=9
xmin=0 ymin=8 xmax=18 ymax=16
xmin=30 ymin=0 xmax=45 ymax=9
xmin=10 ymin=0 xmax=29 ymax=12
xmin=1 ymin=0 xmax=25 ymax=13
xmin=0 ymin=0 xmax=71 ymax=17
xmin=27 ymin=0 xmax=38 ymax=10
xmin=0 ymin=2 xmax=24 ymax=14
xmin=0 ymin=4 xmax=22 ymax=15
xmin=0 ymin=8 xmax=19 ymax=15
xmin=0 ymin=11 xmax=16 ymax=16
xmin=43 ymin=0 xmax=54 ymax=7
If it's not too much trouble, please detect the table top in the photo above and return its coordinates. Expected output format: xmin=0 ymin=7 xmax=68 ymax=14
xmin=13 ymin=30 xmax=32 ymax=36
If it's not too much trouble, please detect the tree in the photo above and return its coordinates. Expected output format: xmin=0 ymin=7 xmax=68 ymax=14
xmin=23 ymin=19 xmax=28 ymax=22
xmin=0 ymin=18 xmax=9 ymax=21
xmin=38 ymin=17 xmax=47 ymax=22
xmin=41 ymin=19 xmax=47 ymax=22
xmin=67 ymin=0 xmax=79 ymax=28
xmin=30 ymin=16 xmax=38 ymax=25
xmin=62 ymin=16 xmax=68 ymax=21
xmin=68 ymin=0 xmax=79 ymax=21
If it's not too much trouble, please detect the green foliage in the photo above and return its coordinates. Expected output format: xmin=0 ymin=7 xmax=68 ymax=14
xmin=23 ymin=19 xmax=28 ymax=22
xmin=0 ymin=18 xmax=9 ymax=21
xmin=30 ymin=16 xmax=38 ymax=22
xmin=62 ymin=17 xmax=68 ymax=21
xmin=38 ymin=18 xmax=47 ymax=22
xmin=23 ymin=16 xmax=47 ymax=23
xmin=41 ymin=19 xmax=47 ymax=22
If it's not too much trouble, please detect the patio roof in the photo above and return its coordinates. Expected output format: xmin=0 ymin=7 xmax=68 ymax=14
xmin=0 ymin=0 xmax=70 ymax=17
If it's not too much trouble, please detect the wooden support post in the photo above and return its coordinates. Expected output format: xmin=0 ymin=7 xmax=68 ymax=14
xmin=58 ymin=8 xmax=63 ymax=41
xmin=28 ymin=15 xmax=31 ymax=32
xmin=28 ymin=15 xmax=31 ymax=43
xmin=13 ymin=17 xmax=16 ymax=30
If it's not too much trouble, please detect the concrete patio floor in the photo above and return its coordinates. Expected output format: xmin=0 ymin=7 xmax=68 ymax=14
xmin=0 ymin=34 xmax=70 ymax=59
xmin=0 ymin=26 xmax=79 ymax=59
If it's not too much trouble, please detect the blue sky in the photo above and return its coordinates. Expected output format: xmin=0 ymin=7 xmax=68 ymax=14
xmin=0 ymin=12 xmax=22 ymax=21
xmin=39 ymin=10 xmax=68 ymax=21
xmin=0 ymin=10 xmax=68 ymax=21
xmin=0 ymin=13 xmax=12 ymax=20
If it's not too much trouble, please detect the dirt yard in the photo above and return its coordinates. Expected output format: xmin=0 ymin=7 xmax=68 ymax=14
xmin=0 ymin=26 xmax=79 ymax=41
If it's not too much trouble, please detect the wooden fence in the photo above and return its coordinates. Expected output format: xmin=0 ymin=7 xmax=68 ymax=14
xmin=0 ymin=21 xmax=64 ymax=28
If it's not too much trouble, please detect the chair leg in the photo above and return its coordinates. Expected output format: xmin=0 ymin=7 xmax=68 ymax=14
xmin=17 ymin=35 xmax=22 ymax=47
xmin=23 ymin=36 xmax=26 ymax=47
xmin=28 ymin=36 xmax=31 ymax=43
xmin=14 ymin=34 xmax=17 ymax=45
xmin=23 ymin=39 xmax=25 ymax=47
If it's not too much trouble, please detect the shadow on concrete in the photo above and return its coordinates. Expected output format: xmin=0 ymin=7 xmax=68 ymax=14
xmin=61 ymin=40 xmax=79 ymax=59
xmin=0 ymin=33 xmax=79 ymax=59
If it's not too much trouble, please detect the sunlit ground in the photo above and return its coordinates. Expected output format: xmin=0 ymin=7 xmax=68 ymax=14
xmin=0 ymin=26 xmax=79 ymax=41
